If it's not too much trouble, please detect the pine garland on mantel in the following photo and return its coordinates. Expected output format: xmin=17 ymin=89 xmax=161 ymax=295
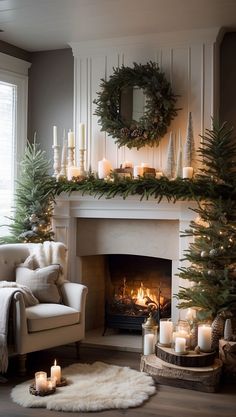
xmin=55 ymin=174 xmax=235 ymax=203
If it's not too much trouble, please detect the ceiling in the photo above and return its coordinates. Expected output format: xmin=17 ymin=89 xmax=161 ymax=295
xmin=0 ymin=0 xmax=236 ymax=52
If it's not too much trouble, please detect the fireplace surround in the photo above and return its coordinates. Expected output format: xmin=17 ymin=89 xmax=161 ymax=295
xmin=53 ymin=193 xmax=197 ymax=326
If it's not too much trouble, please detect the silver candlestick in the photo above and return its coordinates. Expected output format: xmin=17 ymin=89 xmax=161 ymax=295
xmin=52 ymin=145 xmax=61 ymax=178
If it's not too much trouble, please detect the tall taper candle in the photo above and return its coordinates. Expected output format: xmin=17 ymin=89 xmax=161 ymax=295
xmin=53 ymin=125 xmax=58 ymax=146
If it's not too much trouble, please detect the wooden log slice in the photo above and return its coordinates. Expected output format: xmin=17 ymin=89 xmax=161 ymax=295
xmin=155 ymin=344 xmax=215 ymax=367
xmin=140 ymin=354 xmax=223 ymax=392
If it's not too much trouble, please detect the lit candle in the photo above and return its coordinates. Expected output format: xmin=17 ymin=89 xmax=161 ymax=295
xmin=68 ymin=130 xmax=75 ymax=148
xmin=79 ymin=123 xmax=85 ymax=150
xmin=183 ymin=166 xmax=194 ymax=179
xmin=155 ymin=171 xmax=163 ymax=179
xmin=53 ymin=125 xmax=58 ymax=146
xmin=175 ymin=337 xmax=186 ymax=353
xmin=67 ymin=166 xmax=81 ymax=180
xmin=159 ymin=319 xmax=173 ymax=345
xmin=133 ymin=165 xmax=143 ymax=178
xmin=198 ymin=324 xmax=212 ymax=352
xmin=98 ymin=158 xmax=112 ymax=179
xmin=35 ymin=371 xmax=47 ymax=392
xmin=143 ymin=333 xmax=155 ymax=355
xmin=50 ymin=359 xmax=61 ymax=384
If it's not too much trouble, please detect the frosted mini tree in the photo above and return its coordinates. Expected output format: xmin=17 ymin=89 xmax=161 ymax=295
xmin=165 ymin=132 xmax=175 ymax=178
xmin=0 ymin=140 xmax=56 ymax=243
xmin=176 ymin=121 xmax=236 ymax=321
xmin=183 ymin=112 xmax=195 ymax=167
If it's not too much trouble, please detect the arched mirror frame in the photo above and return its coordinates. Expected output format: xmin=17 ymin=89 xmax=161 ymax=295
xmin=94 ymin=62 xmax=179 ymax=150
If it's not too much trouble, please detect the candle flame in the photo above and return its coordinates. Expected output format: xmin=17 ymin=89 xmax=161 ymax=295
xmin=54 ymin=359 xmax=57 ymax=366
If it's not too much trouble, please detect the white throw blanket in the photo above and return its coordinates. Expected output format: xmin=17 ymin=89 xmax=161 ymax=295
xmin=0 ymin=282 xmax=39 ymax=374
xmin=29 ymin=241 xmax=68 ymax=284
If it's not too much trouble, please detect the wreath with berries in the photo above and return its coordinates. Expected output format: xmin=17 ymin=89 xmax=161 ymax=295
xmin=94 ymin=61 xmax=179 ymax=150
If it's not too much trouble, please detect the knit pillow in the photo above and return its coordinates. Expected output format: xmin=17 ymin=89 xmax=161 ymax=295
xmin=15 ymin=265 xmax=61 ymax=303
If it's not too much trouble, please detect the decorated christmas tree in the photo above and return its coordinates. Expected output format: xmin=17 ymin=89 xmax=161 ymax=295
xmin=0 ymin=140 xmax=56 ymax=243
xmin=177 ymin=121 xmax=236 ymax=321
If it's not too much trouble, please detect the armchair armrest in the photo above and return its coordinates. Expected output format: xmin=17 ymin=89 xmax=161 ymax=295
xmin=61 ymin=282 xmax=88 ymax=311
xmin=13 ymin=292 xmax=28 ymax=336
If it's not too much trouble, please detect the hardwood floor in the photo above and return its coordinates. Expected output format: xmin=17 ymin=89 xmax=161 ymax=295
xmin=1 ymin=345 xmax=236 ymax=417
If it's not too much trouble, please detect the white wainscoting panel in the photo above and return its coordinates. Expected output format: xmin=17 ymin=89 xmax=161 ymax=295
xmin=70 ymin=28 xmax=221 ymax=174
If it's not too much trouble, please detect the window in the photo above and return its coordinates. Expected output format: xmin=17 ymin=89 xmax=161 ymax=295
xmin=0 ymin=53 xmax=30 ymax=237
xmin=0 ymin=80 xmax=16 ymax=235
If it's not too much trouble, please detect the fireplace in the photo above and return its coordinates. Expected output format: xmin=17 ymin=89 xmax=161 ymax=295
xmin=104 ymin=254 xmax=171 ymax=333
xmin=52 ymin=194 xmax=197 ymax=327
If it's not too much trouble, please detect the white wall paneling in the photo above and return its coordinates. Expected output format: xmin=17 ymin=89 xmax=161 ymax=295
xmin=71 ymin=28 xmax=221 ymax=174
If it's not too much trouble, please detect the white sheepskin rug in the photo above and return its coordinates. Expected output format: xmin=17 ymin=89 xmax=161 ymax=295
xmin=11 ymin=361 xmax=156 ymax=412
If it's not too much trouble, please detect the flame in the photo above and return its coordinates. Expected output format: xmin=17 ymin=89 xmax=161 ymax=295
xmin=54 ymin=359 xmax=57 ymax=366
xmin=134 ymin=282 xmax=159 ymax=307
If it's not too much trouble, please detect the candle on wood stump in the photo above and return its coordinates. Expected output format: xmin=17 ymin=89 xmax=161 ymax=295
xmin=143 ymin=333 xmax=155 ymax=355
xmin=98 ymin=158 xmax=112 ymax=179
xmin=50 ymin=359 xmax=61 ymax=384
xmin=198 ymin=324 xmax=212 ymax=352
xmin=159 ymin=319 xmax=173 ymax=345
xmin=175 ymin=337 xmax=186 ymax=353
xmin=183 ymin=166 xmax=194 ymax=179
xmin=122 ymin=161 xmax=133 ymax=169
xmin=35 ymin=371 xmax=47 ymax=392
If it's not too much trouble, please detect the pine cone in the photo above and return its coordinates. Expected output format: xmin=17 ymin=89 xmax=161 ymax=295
xmin=211 ymin=314 xmax=225 ymax=351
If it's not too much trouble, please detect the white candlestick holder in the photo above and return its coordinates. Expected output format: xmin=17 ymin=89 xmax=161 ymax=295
xmin=52 ymin=145 xmax=61 ymax=178
xmin=78 ymin=148 xmax=86 ymax=177
xmin=68 ymin=146 xmax=75 ymax=167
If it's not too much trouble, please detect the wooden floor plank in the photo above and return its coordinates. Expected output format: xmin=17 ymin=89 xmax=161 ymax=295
xmin=0 ymin=345 xmax=235 ymax=417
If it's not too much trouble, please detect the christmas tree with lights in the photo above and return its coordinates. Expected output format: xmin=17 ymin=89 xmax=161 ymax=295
xmin=177 ymin=121 xmax=236 ymax=321
xmin=0 ymin=140 xmax=56 ymax=243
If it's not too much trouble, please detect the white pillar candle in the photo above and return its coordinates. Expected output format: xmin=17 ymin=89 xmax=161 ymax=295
xmin=175 ymin=337 xmax=186 ymax=353
xmin=68 ymin=130 xmax=75 ymax=148
xmin=98 ymin=158 xmax=112 ymax=179
xmin=159 ymin=319 xmax=173 ymax=345
xmin=133 ymin=165 xmax=143 ymax=178
xmin=183 ymin=166 xmax=194 ymax=179
xmin=35 ymin=371 xmax=47 ymax=392
xmin=78 ymin=123 xmax=85 ymax=150
xmin=67 ymin=166 xmax=81 ymax=180
xmin=198 ymin=324 xmax=212 ymax=352
xmin=155 ymin=171 xmax=163 ymax=179
xmin=53 ymin=125 xmax=58 ymax=146
xmin=50 ymin=359 xmax=61 ymax=384
xmin=143 ymin=333 xmax=155 ymax=355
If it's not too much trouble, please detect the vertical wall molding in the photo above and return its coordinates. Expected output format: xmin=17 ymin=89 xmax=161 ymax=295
xmin=70 ymin=28 xmax=221 ymax=173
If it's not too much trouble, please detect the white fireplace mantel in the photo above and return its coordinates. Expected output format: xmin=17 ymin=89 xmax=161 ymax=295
xmin=53 ymin=193 xmax=197 ymax=323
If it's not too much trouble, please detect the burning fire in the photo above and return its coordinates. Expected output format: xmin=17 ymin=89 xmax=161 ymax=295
xmin=134 ymin=282 xmax=164 ymax=308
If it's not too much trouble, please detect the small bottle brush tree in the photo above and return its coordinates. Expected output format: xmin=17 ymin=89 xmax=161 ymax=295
xmin=0 ymin=140 xmax=56 ymax=243
xmin=176 ymin=121 xmax=236 ymax=322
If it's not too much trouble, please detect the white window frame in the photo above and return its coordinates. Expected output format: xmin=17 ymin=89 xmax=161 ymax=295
xmin=0 ymin=52 xmax=31 ymax=185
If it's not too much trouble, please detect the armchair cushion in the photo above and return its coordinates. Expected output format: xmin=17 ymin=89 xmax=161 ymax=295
xmin=26 ymin=304 xmax=80 ymax=332
xmin=16 ymin=265 xmax=61 ymax=303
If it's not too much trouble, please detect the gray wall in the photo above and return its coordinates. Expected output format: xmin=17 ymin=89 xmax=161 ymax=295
xmin=220 ymin=32 xmax=236 ymax=129
xmin=28 ymin=48 xmax=74 ymax=165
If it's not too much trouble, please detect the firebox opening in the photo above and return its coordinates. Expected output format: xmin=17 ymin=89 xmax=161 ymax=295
xmin=105 ymin=254 xmax=171 ymax=333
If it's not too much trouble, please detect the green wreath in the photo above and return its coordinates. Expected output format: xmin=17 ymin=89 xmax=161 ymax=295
xmin=94 ymin=61 xmax=179 ymax=150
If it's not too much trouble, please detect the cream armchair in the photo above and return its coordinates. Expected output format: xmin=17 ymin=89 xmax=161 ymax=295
xmin=0 ymin=243 xmax=88 ymax=374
